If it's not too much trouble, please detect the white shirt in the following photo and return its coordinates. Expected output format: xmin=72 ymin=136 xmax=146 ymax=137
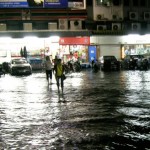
xmin=45 ymin=60 xmax=53 ymax=70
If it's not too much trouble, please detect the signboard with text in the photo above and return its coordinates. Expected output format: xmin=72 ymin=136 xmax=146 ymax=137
xmin=0 ymin=0 xmax=68 ymax=8
xmin=0 ymin=0 xmax=28 ymax=8
xmin=44 ymin=0 xmax=68 ymax=8
xmin=0 ymin=0 xmax=85 ymax=8
xmin=88 ymin=46 xmax=97 ymax=62
xmin=59 ymin=37 xmax=90 ymax=45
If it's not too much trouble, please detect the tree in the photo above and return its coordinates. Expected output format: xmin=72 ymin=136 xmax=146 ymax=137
xmin=20 ymin=47 xmax=24 ymax=57
xmin=23 ymin=46 xmax=27 ymax=58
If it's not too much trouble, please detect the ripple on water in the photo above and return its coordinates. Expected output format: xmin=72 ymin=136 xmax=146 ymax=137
xmin=0 ymin=71 xmax=150 ymax=149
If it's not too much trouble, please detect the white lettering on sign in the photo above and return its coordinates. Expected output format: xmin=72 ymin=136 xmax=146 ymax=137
xmin=45 ymin=0 xmax=59 ymax=2
xmin=60 ymin=39 xmax=64 ymax=43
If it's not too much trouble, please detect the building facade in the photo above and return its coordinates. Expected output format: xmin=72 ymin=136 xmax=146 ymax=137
xmin=87 ymin=0 xmax=150 ymax=61
xmin=0 ymin=0 xmax=150 ymax=64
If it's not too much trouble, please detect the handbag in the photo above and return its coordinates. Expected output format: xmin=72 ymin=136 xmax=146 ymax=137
xmin=62 ymin=74 xmax=66 ymax=80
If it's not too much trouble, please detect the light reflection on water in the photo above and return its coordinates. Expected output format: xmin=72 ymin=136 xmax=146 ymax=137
xmin=0 ymin=70 xmax=150 ymax=149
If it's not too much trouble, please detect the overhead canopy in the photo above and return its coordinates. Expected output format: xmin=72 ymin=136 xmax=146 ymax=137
xmin=0 ymin=30 xmax=91 ymax=38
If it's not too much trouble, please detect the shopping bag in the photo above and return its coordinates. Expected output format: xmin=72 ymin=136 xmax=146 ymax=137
xmin=62 ymin=74 xmax=66 ymax=80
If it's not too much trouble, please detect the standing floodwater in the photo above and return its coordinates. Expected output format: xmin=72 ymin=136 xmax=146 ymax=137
xmin=0 ymin=70 xmax=150 ymax=150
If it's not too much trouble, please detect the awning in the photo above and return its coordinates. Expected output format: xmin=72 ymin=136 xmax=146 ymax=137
xmin=59 ymin=37 xmax=90 ymax=45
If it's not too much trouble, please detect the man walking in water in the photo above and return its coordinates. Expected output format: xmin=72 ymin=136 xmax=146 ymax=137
xmin=54 ymin=59 xmax=65 ymax=93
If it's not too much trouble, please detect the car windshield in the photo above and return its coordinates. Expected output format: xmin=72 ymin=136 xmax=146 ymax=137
xmin=133 ymin=55 xmax=144 ymax=59
xmin=126 ymin=55 xmax=144 ymax=59
xmin=12 ymin=59 xmax=27 ymax=64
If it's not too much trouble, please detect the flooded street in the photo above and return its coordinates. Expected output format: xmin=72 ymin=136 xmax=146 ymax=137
xmin=0 ymin=70 xmax=150 ymax=150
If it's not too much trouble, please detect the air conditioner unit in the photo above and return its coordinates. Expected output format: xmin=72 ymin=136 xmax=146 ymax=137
xmin=59 ymin=19 xmax=68 ymax=30
xmin=129 ymin=12 xmax=138 ymax=20
xmin=132 ymin=23 xmax=141 ymax=30
xmin=22 ymin=10 xmax=30 ymax=20
xmin=112 ymin=23 xmax=121 ymax=30
xmin=70 ymin=20 xmax=82 ymax=30
xmin=97 ymin=14 xmax=104 ymax=20
xmin=97 ymin=25 xmax=107 ymax=30
xmin=0 ymin=23 xmax=6 ymax=31
xmin=23 ymin=23 xmax=32 ymax=30
xmin=144 ymin=12 xmax=150 ymax=20
xmin=48 ymin=22 xmax=57 ymax=30
xmin=105 ymin=1 xmax=111 ymax=6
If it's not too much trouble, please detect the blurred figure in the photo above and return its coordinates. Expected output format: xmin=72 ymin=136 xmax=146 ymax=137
xmin=91 ymin=58 xmax=95 ymax=68
xmin=54 ymin=59 xmax=65 ymax=93
xmin=93 ymin=59 xmax=100 ymax=72
xmin=45 ymin=56 xmax=53 ymax=84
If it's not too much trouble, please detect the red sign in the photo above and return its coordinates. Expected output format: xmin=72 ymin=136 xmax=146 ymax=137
xmin=59 ymin=37 xmax=90 ymax=45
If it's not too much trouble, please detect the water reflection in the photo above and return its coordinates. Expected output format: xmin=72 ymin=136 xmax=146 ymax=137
xmin=0 ymin=70 xmax=150 ymax=149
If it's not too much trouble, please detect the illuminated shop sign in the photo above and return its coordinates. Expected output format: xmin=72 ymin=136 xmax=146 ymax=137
xmin=0 ymin=0 xmax=68 ymax=8
xmin=0 ymin=0 xmax=28 ymax=8
xmin=59 ymin=37 xmax=90 ymax=45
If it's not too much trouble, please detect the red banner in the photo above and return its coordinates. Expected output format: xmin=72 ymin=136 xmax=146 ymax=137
xmin=59 ymin=37 xmax=90 ymax=45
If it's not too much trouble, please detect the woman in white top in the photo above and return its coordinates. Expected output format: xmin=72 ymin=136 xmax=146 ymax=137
xmin=45 ymin=56 xmax=53 ymax=84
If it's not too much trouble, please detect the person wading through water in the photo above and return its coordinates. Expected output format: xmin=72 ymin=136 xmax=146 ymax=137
xmin=54 ymin=59 xmax=65 ymax=93
xmin=45 ymin=56 xmax=53 ymax=84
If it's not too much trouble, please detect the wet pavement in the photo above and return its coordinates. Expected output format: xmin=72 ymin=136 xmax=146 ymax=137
xmin=0 ymin=69 xmax=150 ymax=150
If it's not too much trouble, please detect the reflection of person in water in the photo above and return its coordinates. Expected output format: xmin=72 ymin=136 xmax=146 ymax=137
xmin=27 ymin=0 xmax=44 ymax=7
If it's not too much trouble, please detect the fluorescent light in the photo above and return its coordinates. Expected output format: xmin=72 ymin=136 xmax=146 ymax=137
xmin=48 ymin=36 xmax=60 ymax=42
xmin=143 ymin=34 xmax=150 ymax=38
xmin=23 ymin=36 xmax=38 ymax=40
xmin=0 ymin=37 xmax=12 ymax=42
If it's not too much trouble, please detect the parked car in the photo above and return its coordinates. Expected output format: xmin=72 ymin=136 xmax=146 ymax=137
xmin=0 ymin=64 xmax=5 ymax=77
xmin=9 ymin=57 xmax=32 ymax=75
xmin=28 ymin=58 xmax=43 ymax=71
xmin=121 ymin=55 xmax=149 ymax=70
xmin=99 ymin=56 xmax=120 ymax=71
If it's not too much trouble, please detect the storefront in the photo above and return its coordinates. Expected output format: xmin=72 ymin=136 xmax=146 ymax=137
xmin=99 ymin=45 xmax=121 ymax=60
xmin=1 ymin=35 xmax=150 ymax=66
xmin=59 ymin=37 xmax=90 ymax=63
xmin=91 ymin=35 xmax=150 ymax=61
xmin=122 ymin=44 xmax=150 ymax=57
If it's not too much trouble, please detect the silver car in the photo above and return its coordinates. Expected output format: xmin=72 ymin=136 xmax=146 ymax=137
xmin=9 ymin=57 xmax=32 ymax=75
